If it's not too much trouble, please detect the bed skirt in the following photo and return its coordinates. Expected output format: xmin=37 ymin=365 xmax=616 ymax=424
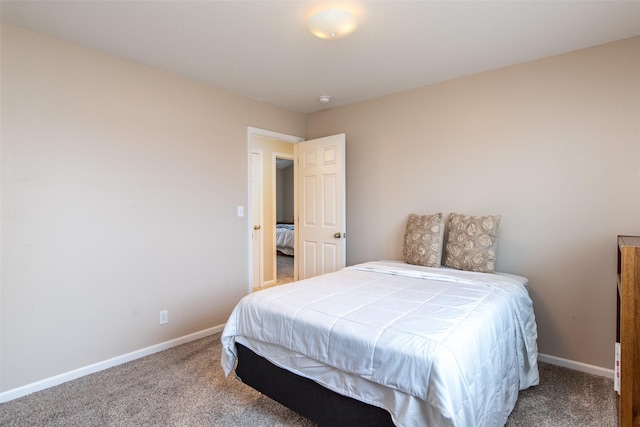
xmin=235 ymin=343 xmax=395 ymax=427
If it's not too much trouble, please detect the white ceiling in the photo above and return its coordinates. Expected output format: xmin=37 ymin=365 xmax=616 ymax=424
xmin=2 ymin=1 xmax=640 ymax=113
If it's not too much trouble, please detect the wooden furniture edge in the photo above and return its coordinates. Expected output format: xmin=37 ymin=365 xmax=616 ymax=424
xmin=617 ymin=235 xmax=640 ymax=427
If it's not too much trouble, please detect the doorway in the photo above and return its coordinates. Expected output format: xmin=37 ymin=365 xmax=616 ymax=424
xmin=247 ymin=128 xmax=346 ymax=291
xmin=275 ymin=156 xmax=295 ymax=285
xmin=247 ymin=128 xmax=303 ymax=292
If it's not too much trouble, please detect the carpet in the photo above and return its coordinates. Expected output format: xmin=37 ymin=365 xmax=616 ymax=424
xmin=0 ymin=333 xmax=617 ymax=426
xmin=277 ymin=254 xmax=295 ymax=285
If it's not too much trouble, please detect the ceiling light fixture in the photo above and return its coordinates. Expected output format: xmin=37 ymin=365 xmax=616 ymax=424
xmin=307 ymin=9 xmax=359 ymax=40
xmin=318 ymin=95 xmax=331 ymax=104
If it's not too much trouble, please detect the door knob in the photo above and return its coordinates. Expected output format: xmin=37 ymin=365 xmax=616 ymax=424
xmin=334 ymin=232 xmax=342 ymax=238
xmin=254 ymin=225 xmax=261 ymax=230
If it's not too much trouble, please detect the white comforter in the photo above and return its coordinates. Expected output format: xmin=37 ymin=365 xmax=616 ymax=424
xmin=221 ymin=261 xmax=539 ymax=427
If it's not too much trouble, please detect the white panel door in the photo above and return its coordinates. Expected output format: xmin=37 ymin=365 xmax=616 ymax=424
xmin=251 ymin=151 xmax=263 ymax=288
xmin=297 ymin=134 xmax=346 ymax=280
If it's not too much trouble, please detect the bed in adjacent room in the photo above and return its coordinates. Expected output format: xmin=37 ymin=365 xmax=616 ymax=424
xmin=275 ymin=223 xmax=295 ymax=255
xmin=221 ymin=213 xmax=539 ymax=427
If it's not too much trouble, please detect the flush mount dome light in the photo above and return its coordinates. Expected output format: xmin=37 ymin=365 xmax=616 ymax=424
xmin=307 ymin=9 xmax=359 ymax=39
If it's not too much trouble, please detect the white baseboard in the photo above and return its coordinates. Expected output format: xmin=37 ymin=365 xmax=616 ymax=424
xmin=1 ymin=334 xmax=612 ymax=403
xmin=538 ymin=353 xmax=614 ymax=379
xmin=0 ymin=324 xmax=225 ymax=403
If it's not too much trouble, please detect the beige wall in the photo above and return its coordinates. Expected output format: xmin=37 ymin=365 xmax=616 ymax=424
xmin=307 ymin=36 xmax=640 ymax=370
xmin=2 ymin=21 xmax=638 ymax=394
xmin=0 ymin=24 xmax=305 ymax=392
xmin=251 ymin=136 xmax=295 ymax=285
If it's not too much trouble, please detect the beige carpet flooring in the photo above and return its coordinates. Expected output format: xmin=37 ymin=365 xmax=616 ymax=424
xmin=0 ymin=333 xmax=617 ymax=426
xmin=276 ymin=254 xmax=295 ymax=285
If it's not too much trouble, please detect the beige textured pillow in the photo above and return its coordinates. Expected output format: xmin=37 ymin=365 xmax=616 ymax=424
xmin=444 ymin=213 xmax=501 ymax=273
xmin=403 ymin=213 xmax=445 ymax=268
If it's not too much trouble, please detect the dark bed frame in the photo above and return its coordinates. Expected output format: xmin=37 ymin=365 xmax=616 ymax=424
xmin=235 ymin=343 xmax=395 ymax=427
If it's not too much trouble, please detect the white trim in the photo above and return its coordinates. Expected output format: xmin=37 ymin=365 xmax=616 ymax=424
xmin=0 ymin=335 xmax=613 ymax=403
xmin=247 ymin=127 xmax=304 ymax=145
xmin=0 ymin=324 xmax=225 ymax=403
xmin=538 ymin=352 xmax=614 ymax=379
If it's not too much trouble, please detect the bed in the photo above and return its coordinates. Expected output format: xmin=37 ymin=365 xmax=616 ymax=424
xmin=221 ymin=260 xmax=539 ymax=427
xmin=276 ymin=223 xmax=295 ymax=255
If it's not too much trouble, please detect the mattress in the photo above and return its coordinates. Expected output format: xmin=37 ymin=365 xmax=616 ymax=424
xmin=221 ymin=260 xmax=539 ymax=426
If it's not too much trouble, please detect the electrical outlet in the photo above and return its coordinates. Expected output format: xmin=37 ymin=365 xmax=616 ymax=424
xmin=159 ymin=310 xmax=169 ymax=325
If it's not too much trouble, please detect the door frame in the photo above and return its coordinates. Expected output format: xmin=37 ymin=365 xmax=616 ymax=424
xmin=247 ymin=127 xmax=304 ymax=294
